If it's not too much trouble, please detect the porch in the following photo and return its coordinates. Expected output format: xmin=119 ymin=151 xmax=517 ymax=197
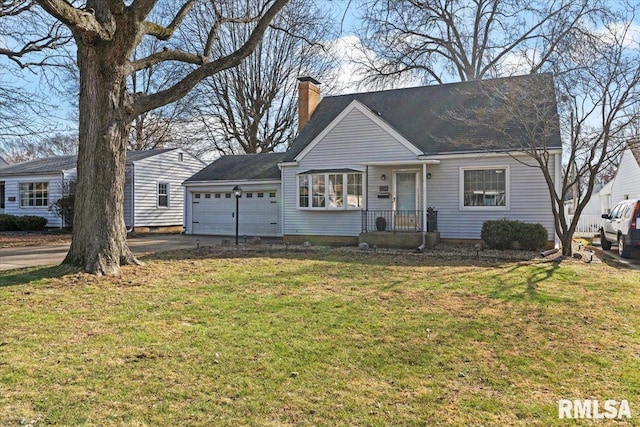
xmin=360 ymin=209 xmax=440 ymax=249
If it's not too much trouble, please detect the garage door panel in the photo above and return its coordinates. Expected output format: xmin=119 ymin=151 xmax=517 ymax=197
xmin=191 ymin=190 xmax=279 ymax=236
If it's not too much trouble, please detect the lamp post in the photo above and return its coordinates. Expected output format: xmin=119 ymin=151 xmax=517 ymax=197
xmin=233 ymin=185 xmax=242 ymax=245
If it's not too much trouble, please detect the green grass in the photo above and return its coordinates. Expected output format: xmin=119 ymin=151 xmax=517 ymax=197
xmin=1 ymin=247 xmax=639 ymax=426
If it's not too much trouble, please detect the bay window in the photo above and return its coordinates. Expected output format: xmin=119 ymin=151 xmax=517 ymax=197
xmin=298 ymin=171 xmax=363 ymax=210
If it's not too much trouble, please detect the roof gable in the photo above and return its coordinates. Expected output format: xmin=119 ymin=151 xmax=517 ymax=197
xmin=284 ymin=73 xmax=561 ymax=162
xmin=293 ymin=100 xmax=422 ymax=162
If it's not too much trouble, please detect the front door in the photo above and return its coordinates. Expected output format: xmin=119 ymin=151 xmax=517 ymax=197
xmin=394 ymin=172 xmax=418 ymax=229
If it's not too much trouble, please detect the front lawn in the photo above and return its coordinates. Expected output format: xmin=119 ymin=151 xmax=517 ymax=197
xmin=1 ymin=247 xmax=639 ymax=426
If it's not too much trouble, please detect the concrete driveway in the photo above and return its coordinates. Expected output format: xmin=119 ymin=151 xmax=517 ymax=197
xmin=0 ymin=234 xmax=241 ymax=271
xmin=591 ymin=237 xmax=640 ymax=270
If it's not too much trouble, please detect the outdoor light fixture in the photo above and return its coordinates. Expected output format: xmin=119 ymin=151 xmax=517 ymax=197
xmin=233 ymin=185 xmax=242 ymax=245
xmin=426 ymin=173 xmax=432 ymax=179
xmin=381 ymin=174 xmax=386 ymax=180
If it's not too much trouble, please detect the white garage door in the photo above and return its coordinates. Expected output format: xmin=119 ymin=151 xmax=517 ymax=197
xmin=192 ymin=190 xmax=279 ymax=236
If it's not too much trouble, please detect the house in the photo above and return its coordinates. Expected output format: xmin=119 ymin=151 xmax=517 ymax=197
xmin=0 ymin=148 xmax=204 ymax=230
xmin=183 ymin=74 xmax=562 ymax=247
xmin=607 ymin=143 xmax=640 ymax=210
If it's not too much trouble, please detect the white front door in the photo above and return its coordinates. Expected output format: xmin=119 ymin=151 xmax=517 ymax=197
xmin=394 ymin=172 xmax=419 ymax=229
xmin=395 ymin=172 xmax=417 ymax=211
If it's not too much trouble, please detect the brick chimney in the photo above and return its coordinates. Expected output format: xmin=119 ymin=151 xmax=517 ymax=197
xmin=297 ymin=76 xmax=321 ymax=132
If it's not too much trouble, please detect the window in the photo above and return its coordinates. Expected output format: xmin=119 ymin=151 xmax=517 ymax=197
xmin=178 ymin=153 xmax=184 ymax=162
xmin=461 ymin=167 xmax=508 ymax=209
xmin=298 ymin=172 xmax=363 ymax=210
xmin=225 ymin=193 xmax=231 ymax=199
xmin=194 ymin=193 xmax=201 ymax=199
xmin=19 ymin=182 xmax=49 ymax=207
xmin=246 ymin=193 xmax=253 ymax=198
xmin=257 ymin=193 xmax=264 ymax=198
xmin=215 ymin=193 xmax=221 ymax=199
xmin=0 ymin=182 xmax=4 ymax=209
xmin=347 ymin=174 xmax=363 ymax=208
xmin=205 ymin=193 xmax=211 ymax=199
xmin=158 ymin=183 xmax=169 ymax=207
xmin=269 ymin=192 xmax=276 ymax=198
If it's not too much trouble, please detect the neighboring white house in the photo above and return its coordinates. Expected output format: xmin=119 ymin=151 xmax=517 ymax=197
xmin=609 ymin=144 xmax=640 ymax=208
xmin=183 ymin=74 xmax=562 ymax=246
xmin=0 ymin=148 xmax=204 ymax=229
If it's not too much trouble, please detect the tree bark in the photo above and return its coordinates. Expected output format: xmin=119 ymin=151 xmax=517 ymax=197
xmin=62 ymin=40 xmax=141 ymax=275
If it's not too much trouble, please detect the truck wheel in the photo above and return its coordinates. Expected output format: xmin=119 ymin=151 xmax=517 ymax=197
xmin=618 ymin=235 xmax=632 ymax=258
xmin=600 ymin=229 xmax=612 ymax=250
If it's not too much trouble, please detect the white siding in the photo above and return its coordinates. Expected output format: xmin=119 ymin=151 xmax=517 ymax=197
xmin=610 ymin=148 xmax=640 ymax=206
xmin=2 ymin=173 xmax=71 ymax=227
xmin=426 ymin=154 xmax=555 ymax=240
xmin=283 ymin=108 xmax=419 ymax=237
xmin=131 ymin=150 xmax=204 ymax=228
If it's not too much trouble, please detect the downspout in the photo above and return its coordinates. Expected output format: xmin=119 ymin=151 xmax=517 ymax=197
xmin=365 ymin=165 xmax=369 ymax=232
xmin=280 ymin=168 xmax=285 ymax=237
xmin=417 ymin=163 xmax=427 ymax=251
xmin=60 ymin=171 xmax=64 ymax=229
xmin=126 ymin=162 xmax=135 ymax=233
xmin=554 ymin=153 xmax=561 ymax=248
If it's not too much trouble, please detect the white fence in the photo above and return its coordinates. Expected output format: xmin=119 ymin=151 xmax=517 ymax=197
xmin=568 ymin=214 xmax=603 ymax=237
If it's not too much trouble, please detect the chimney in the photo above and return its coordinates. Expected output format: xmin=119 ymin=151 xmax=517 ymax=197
xmin=297 ymin=76 xmax=321 ymax=132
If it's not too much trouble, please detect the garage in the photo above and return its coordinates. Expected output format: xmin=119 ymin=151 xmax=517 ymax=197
xmin=191 ymin=190 xmax=279 ymax=236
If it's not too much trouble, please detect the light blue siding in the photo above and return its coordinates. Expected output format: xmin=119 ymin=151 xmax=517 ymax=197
xmin=283 ymin=108 xmax=419 ymax=237
xmin=130 ymin=149 xmax=204 ymax=228
xmin=426 ymin=154 xmax=555 ymax=240
xmin=1 ymin=171 xmax=75 ymax=228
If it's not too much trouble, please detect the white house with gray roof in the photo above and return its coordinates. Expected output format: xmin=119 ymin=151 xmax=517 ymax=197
xmin=183 ymin=74 xmax=562 ymax=247
xmin=0 ymin=148 xmax=204 ymax=229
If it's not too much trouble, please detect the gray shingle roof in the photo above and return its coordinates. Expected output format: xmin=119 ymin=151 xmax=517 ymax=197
xmin=284 ymin=73 xmax=561 ymax=162
xmin=186 ymin=152 xmax=287 ymax=182
xmin=0 ymin=149 xmax=177 ymax=177
xmin=0 ymin=155 xmax=77 ymax=176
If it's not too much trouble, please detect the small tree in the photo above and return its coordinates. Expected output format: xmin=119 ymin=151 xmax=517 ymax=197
xmin=49 ymin=180 xmax=76 ymax=227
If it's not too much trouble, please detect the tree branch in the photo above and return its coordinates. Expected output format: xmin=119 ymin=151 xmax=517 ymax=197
xmin=35 ymin=0 xmax=116 ymax=42
xmin=132 ymin=0 xmax=289 ymax=116
xmin=131 ymin=48 xmax=205 ymax=70
xmin=139 ymin=0 xmax=196 ymax=41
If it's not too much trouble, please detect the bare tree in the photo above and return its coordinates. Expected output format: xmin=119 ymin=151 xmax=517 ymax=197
xmin=30 ymin=0 xmax=289 ymax=275
xmin=4 ymin=132 xmax=78 ymax=163
xmin=0 ymin=1 xmax=74 ymax=153
xmin=447 ymin=18 xmax=640 ymax=255
xmin=0 ymin=0 xmax=72 ymax=68
xmin=193 ymin=0 xmax=337 ymax=155
xmin=356 ymin=0 xmax=607 ymax=85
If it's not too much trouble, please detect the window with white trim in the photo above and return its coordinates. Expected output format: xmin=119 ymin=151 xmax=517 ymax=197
xmin=461 ymin=167 xmax=508 ymax=208
xmin=19 ymin=182 xmax=48 ymax=207
xmin=298 ymin=172 xmax=363 ymax=209
xmin=158 ymin=183 xmax=169 ymax=207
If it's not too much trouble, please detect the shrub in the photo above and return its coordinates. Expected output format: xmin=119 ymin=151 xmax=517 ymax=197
xmin=49 ymin=194 xmax=75 ymax=227
xmin=481 ymin=219 xmax=548 ymax=251
xmin=0 ymin=214 xmax=48 ymax=231
xmin=518 ymin=222 xmax=549 ymax=251
xmin=0 ymin=214 xmax=19 ymax=231
xmin=15 ymin=215 xmax=48 ymax=231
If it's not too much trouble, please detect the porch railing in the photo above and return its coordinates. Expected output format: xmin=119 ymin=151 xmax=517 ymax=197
xmin=362 ymin=210 xmax=438 ymax=233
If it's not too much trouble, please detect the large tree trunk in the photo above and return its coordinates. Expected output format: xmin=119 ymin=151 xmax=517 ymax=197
xmin=63 ymin=41 xmax=140 ymax=275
